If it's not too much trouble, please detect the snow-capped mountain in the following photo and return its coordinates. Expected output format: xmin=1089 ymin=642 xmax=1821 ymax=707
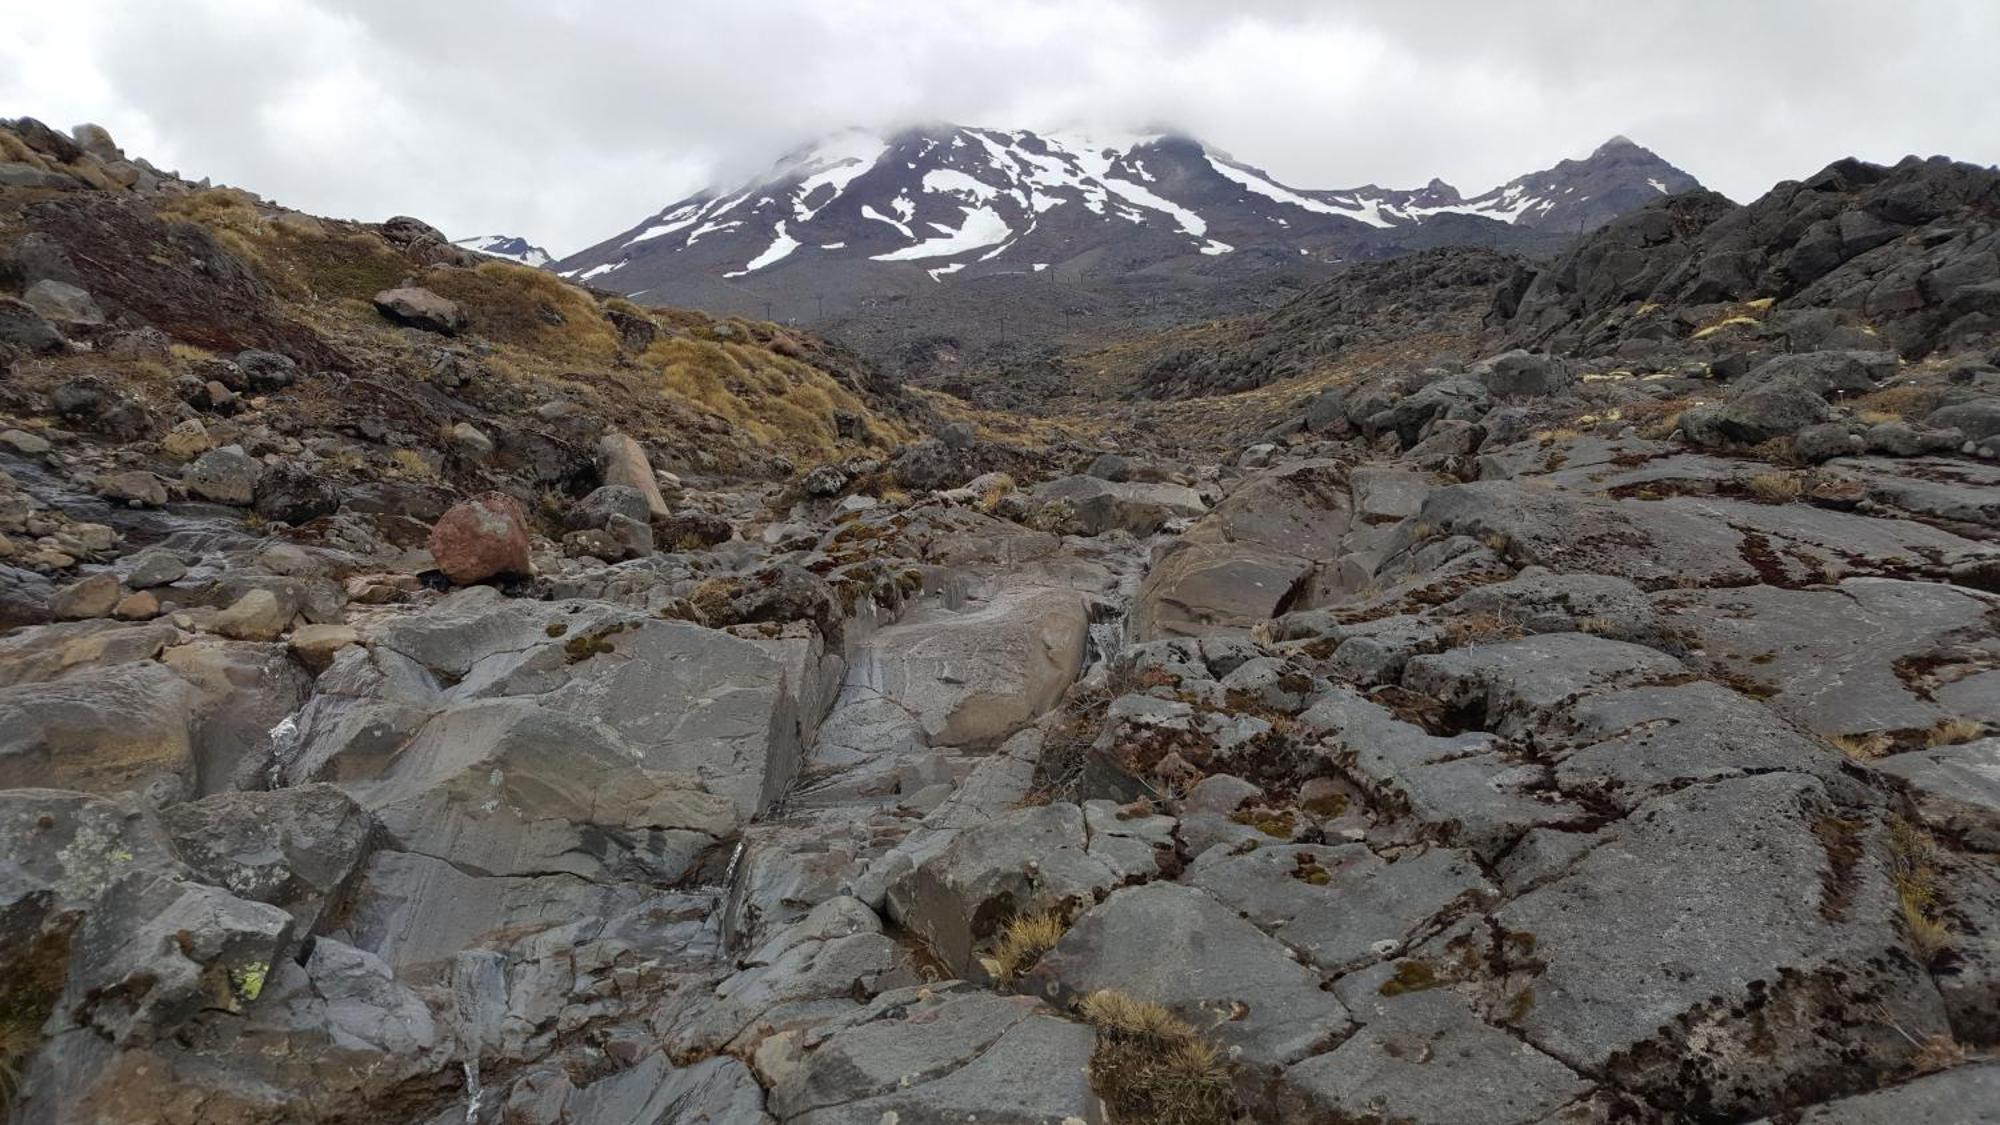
xmin=551 ymin=126 xmax=1700 ymax=315
xmin=453 ymin=234 xmax=553 ymax=268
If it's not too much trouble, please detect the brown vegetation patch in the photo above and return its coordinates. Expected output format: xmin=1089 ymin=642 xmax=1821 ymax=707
xmin=1077 ymin=990 xmax=1238 ymax=1125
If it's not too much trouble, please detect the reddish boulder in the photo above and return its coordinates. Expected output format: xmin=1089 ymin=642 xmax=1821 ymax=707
xmin=428 ymin=492 xmax=532 ymax=585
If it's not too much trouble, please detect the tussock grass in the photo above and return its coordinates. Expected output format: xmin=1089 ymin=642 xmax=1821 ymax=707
xmin=1928 ymin=717 xmax=1986 ymax=747
xmin=1848 ymin=385 xmax=1939 ymax=422
xmin=1078 ymin=990 xmax=1237 ymax=1125
xmin=1889 ymin=817 xmax=1952 ymax=964
xmin=1830 ymin=732 xmax=1893 ymax=761
xmin=158 ymin=188 xmax=409 ymax=303
xmin=1747 ymin=471 xmax=1804 ymax=503
xmin=422 ymin=261 xmax=620 ymax=364
xmin=984 ymin=910 xmax=1067 ymax=982
xmin=641 ymin=334 xmax=873 ymax=458
xmin=157 ymin=188 xmax=270 ymax=274
xmin=1912 ymin=1033 xmax=1968 ymax=1074
xmin=1690 ymin=315 xmax=1762 ymax=340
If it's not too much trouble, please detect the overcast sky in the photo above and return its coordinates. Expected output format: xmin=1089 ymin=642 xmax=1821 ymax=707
xmin=6 ymin=1 xmax=1997 ymax=256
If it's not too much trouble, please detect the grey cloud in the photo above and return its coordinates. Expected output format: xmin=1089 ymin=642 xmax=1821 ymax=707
xmin=4 ymin=0 xmax=1996 ymax=255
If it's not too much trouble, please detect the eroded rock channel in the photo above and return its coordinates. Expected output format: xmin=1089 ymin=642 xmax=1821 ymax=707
xmin=9 ymin=425 xmax=1998 ymax=1123
xmin=3 ymin=121 xmax=1999 ymax=1123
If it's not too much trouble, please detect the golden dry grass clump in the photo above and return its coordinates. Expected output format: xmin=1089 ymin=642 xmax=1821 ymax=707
xmin=1848 ymin=383 xmax=1941 ymax=423
xmin=983 ymin=911 xmax=1067 ymax=982
xmin=1889 ymin=817 xmax=1953 ymax=964
xmin=422 ymin=261 xmax=621 ymax=364
xmin=1927 ymin=717 xmax=1985 ymax=747
xmin=1078 ymin=989 xmax=1237 ymax=1125
xmin=1830 ymin=732 xmax=1893 ymax=761
xmin=1747 ymin=470 xmax=1805 ymax=502
xmin=157 ymin=188 xmax=409 ymax=303
xmin=640 ymin=332 xmax=879 ymax=458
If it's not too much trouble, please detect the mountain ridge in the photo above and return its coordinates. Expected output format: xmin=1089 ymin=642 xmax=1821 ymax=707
xmin=549 ymin=125 xmax=1701 ymax=318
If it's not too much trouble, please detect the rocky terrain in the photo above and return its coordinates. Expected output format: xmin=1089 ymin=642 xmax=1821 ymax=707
xmin=3 ymin=113 xmax=2000 ymax=1125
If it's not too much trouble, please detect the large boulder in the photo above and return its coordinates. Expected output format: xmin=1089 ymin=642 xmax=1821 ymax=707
xmin=23 ymin=279 xmax=104 ymax=326
xmin=0 ymin=790 xmax=294 ymax=1051
xmin=347 ymin=697 xmax=736 ymax=882
xmin=847 ymin=586 xmax=1088 ymax=749
xmin=1733 ymin=350 xmax=1898 ymax=396
xmin=159 ymin=784 xmax=373 ymax=937
xmin=1131 ymin=461 xmax=1350 ymax=640
xmin=0 ymin=296 xmax=66 ymax=353
xmin=371 ymin=286 xmax=465 ymax=334
xmin=253 ymin=463 xmax=341 ymax=523
xmin=1472 ymin=349 xmax=1573 ymax=398
xmin=0 ymin=661 xmax=199 ymax=803
xmin=52 ymin=572 xmax=121 ymax=620
xmin=564 ymin=483 xmax=652 ymax=531
xmin=426 ymin=491 xmax=531 ymax=585
xmin=1131 ymin=541 xmax=1313 ymax=640
xmin=890 ymin=439 xmax=963 ymax=491
xmin=1680 ymin=379 xmax=1832 ymax=446
xmin=1032 ymin=474 xmax=1207 ymax=536
xmin=595 ymin=433 xmax=671 ymax=520
xmin=160 ymin=637 xmax=312 ymax=791
xmin=181 ymin=445 xmax=263 ymax=505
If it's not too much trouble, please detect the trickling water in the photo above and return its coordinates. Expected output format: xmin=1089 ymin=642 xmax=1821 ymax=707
xmin=1085 ymin=619 xmax=1125 ymax=669
xmin=461 ymin=1058 xmax=484 ymax=1123
xmin=0 ymin=450 xmax=261 ymax=556
xmin=263 ymin=710 xmax=303 ymax=789
xmin=719 ymin=839 xmax=747 ymax=889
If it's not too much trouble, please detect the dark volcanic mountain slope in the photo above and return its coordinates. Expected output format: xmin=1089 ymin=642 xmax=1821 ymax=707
xmin=1473 ymin=135 xmax=1702 ymax=233
xmin=1134 ymin=247 xmax=1525 ymax=399
xmin=550 ymin=125 xmax=1702 ymax=322
xmin=1493 ymin=154 xmax=2000 ymax=359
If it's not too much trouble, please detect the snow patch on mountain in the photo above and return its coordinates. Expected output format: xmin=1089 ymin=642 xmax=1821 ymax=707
xmin=871 ymin=204 xmax=1012 ymax=261
xmin=791 ymin=130 xmax=889 ymax=221
xmin=1206 ymin=156 xmax=1392 ymax=228
xmin=727 ymin=222 xmax=801 ymax=277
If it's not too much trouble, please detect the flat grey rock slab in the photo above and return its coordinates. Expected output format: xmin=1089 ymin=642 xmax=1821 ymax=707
xmin=1555 ymin=681 xmax=1855 ymax=809
xmin=768 ymin=986 xmax=1098 ymax=1125
xmin=1024 ymin=881 xmax=1351 ymax=1069
xmin=1652 ymin=577 xmax=2000 ymax=739
xmin=1350 ymin=465 xmax=1438 ymax=523
xmin=1279 ymin=989 xmax=1591 ymax=1125
xmin=1401 ymin=633 xmax=1687 ymax=739
xmin=1874 ymin=737 xmax=2000 ymax=851
xmin=1496 ymin=773 xmax=1950 ymax=1118
xmin=1757 ymin=1062 xmax=2000 ymax=1124
xmin=1187 ymin=843 xmax=1493 ymax=972
xmin=566 ymin=1053 xmax=772 ymax=1125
